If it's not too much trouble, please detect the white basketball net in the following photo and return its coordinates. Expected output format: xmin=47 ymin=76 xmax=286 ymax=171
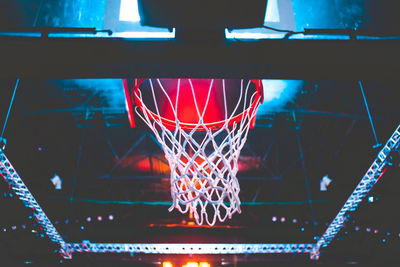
xmin=134 ymin=79 xmax=262 ymax=226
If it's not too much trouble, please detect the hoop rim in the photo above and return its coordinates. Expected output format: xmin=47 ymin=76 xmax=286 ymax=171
xmin=130 ymin=78 xmax=264 ymax=131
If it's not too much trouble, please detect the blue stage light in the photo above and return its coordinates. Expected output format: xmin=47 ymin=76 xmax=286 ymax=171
xmin=257 ymin=80 xmax=304 ymax=115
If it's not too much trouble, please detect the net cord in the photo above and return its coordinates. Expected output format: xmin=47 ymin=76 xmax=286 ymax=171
xmin=133 ymin=79 xmax=261 ymax=225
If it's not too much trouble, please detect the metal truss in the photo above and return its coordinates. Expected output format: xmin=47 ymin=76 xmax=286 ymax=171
xmin=66 ymin=242 xmax=314 ymax=254
xmin=1 ymin=124 xmax=399 ymax=260
xmin=0 ymin=150 xmax=72 ymax=259
xmin=310 ymin=124 xmax=400 ymax=260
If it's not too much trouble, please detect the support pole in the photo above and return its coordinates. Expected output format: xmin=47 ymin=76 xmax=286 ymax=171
xmin=1 ymin=78 xmax=20 ymax=141
xmin=296 ymin=131 xmax=317 ymax=234
xmin=66 ymin=129 xmax=86 ymax=226
xmin=359 ymin=81 xmax=381 ymax=148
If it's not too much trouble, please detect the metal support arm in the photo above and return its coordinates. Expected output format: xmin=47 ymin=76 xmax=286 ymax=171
xmin=310 ymin=124 xmax=400 ymax=260
xmin=0 ymin=150 xmax=71 ymax=259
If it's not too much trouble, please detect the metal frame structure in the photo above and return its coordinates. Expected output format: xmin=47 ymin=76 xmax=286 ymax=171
xmin=0 ymin=149 xmax=71 ymax=259
xmin=310 ymin=123 xmax=400 ymax=259
xmin=1 ymin=123 xmax=399 ymax=260
xmin=66 ymin=242 xmax=314 ymax=255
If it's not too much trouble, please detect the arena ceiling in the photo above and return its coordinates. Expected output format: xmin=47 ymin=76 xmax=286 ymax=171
xmin=1 ymin=0 xmax=400 ymax=265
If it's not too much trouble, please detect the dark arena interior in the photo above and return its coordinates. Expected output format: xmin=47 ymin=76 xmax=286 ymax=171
xmin=1 ymin=0 xmax=400 ymax=266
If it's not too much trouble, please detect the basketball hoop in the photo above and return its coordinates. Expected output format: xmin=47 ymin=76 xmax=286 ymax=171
xmin=124 ymin=79 xmax=263 ymax=225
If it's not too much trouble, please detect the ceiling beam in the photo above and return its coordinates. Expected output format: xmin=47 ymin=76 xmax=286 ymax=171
xmin=0 ymin=35 xmax=399 ymax=80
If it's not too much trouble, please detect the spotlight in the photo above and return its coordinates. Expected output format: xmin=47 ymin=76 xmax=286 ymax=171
xmin=366 ymin=228 xmax=371 ymax=232
xmin=50 ymin=173 xmax=62 ymax=190
xmin=11 ymin=225 xmax=17 ymax=230
xmin=86 ymin=217 xmax=91 ymax=222
xmin=184 ymin=262 xmax=199 ymax=267
xmin=368 ymin=196 xmax=375 ymax=203
xmin=162 ymin=261 xmax=173 ymax=267
xmin=292 ymin=218 xmax=297 ymax=223
xmin=355 ymin=226 xmax=360 ymax=231
xmin=97 ymin=216 xmax=102 ymax=221
xmin=108 ymin=214 xmax=114 ymax=221
xmin=374 ymin=229 xmax=379 ymax=234
xmin=0 ymin=137 xmax=6 ymax=150
xmin=119 ymin=0 xmax=140 ymax=22
xmin=320 ymin=174 xmax=332 ymax=191
xmin=280 ymin=217 xmax=286 ymax=223
xmin=272 ymin=216 xmax=277 ymax=222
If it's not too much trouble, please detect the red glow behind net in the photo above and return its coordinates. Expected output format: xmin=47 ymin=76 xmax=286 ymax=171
xmin=132 ymin=79 xmax=263 ymax=225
